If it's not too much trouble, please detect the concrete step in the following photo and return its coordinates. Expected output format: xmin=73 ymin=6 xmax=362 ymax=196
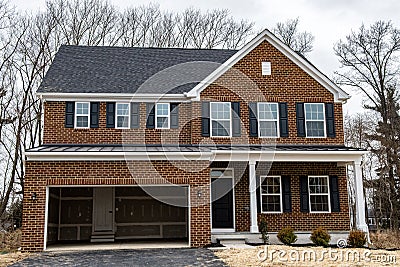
xmin=91 ymin=232 xmax=115 ymax=243
xmin=218 ymin=238 xmax=246 ymax=246
xmin=211 ymin=232 xmax=262 ymax=244
xmin=91 ymin=231 xmax=114 ymax=236
xmin=90 ymin=238 xmax=115 ymax=243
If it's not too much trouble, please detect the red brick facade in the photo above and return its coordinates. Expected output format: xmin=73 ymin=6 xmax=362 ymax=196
xmin=23 ymin=38 xmax=352 ymax=252
xmin=42 ymin=41 xmax=343 ymax=146
xmin=22 ymin=160 xmax=211 ymax=252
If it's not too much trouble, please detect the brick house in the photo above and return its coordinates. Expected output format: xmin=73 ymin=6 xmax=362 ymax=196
xmin=22 ymin=29 xmax=368 ymax=252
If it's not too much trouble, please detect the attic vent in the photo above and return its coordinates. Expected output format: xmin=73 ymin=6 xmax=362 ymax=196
xmin=262 ymin=62 xmax=271 ymax=76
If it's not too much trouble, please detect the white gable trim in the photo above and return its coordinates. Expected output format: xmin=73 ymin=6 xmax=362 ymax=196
xmin=186 ymin=29 xmax=350 ymax=103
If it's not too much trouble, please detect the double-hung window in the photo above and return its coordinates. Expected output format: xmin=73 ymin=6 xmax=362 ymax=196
xmin=75 ymin=102 xmax=90 ymax=128
xmin=258 ymin=103 xmax=279 ymax=137
xmin=156 ymin=103 xmax=170 ymax=129
xmin=260 ymin=176 xmax=282 ymax=213
xmin=308 ymin=176 xmax=330 ymax=213
xmin=210 ymin=102 xmax=231 ymax=137
xmin=305 ymin=103 xmax=325 ymax=137
xmin=116 ymin=103 xmax=130 ymax=128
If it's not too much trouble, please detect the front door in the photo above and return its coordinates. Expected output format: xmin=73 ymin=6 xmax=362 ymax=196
xmin=93 ymin=187 xmax=114 ymax=232
xmin=211 ymin=171 xmax=234 ymax=230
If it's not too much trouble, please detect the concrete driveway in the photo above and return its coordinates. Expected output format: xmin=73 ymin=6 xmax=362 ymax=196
xmin=10 ymin=248 xmax=227 ymax=267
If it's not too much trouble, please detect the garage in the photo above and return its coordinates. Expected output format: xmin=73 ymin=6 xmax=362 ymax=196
xmin=46 ymin=186 xmax=189 ymax=247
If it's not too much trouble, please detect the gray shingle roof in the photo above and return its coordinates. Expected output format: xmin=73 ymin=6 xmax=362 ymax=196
xmin=38 ymin=45 xmax=238 ymax=94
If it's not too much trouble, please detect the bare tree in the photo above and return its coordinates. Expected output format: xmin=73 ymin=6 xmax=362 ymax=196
xmin=273 ymin=17 xmax=314 ymax=54
xmin=335 ymin=21 xmax=400 ymax=230
xmin=344 ymin=112 xmax=378 ymax=229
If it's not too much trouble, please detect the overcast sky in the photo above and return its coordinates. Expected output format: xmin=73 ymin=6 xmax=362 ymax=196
xmin=10 ymin=0 xmax=400 ymax=113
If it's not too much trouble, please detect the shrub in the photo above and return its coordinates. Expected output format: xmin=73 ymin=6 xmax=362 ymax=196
xmin=347 ymin=230 xmax=367 ymax=248
xmin=277 ymin=227 xmax=297 ymax=245
xmin=259 ymin=217 xmax=269 ymax=244
xmin=310 ymin=227 xmax=331 ymax=247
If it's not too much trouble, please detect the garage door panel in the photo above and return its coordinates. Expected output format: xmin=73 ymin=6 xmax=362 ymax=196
xmin=114 ymin=186 xmax=188 ymax=239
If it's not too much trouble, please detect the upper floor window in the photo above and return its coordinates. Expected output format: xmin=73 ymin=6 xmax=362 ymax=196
xmin=308 ymin=176 xmax=330 ymax=213
xmin=258 ymin=103 xmax=279 ymax=137
xmin=305 ymin=103 xmax=325 ymax=137
xmin=116 ymin=103 xmax=130 ymax=129
xmin=260 ymin=176 xmax=282 ymax=213
xmin=75 ymin=102 xmax=90 ymax=128
xmin=210 ymin=102 xmax=231 ymax=137
xmin=156 ymin=103 xmax=170 ymax=129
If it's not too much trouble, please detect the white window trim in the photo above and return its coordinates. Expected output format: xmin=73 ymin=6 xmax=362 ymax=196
xmin=210 ymin=102 xmax=232 ymax=138
xmin=308 ymin=175 xmax=331 ymax=213
xmin=305 ymin=103 xmax=326 ymax=138
xmin=155 ymin=103 xmax=170 ymax=129
xmin=260 ymin=175 xmax=283 ymax=214
xmin=257 ymin=102 xmax=279 ymax=138
xmin=74 ymin=102 xmax=90 ymax=129
xmin=115 ymin=103 xmax=130 ymax=129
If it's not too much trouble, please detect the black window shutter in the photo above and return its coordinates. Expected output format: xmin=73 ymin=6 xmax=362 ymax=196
xmin=231 ymin=102 xmax=241 ymax=137
xmin=257 ymin=176 xmax=262 ymax=213
xmin=329 ymin=175 xmax=340 ymax=212
xmin=279 ymin=102 xmax=289 ymax=137
xmin=296 ymin=103 xmax=306 ymax=137
xmin=90 ymin=102 xmax=99 ymax=128
xmin=106 ymin=102 xmax=115 ymax=128
xmin=282 ymin=176 xmax=292 ymax=212
xmin=249 ymin=102 xmax=258 ymax=137
xmin=131 ymin=103 xmax=140 ymax=129
xmin=300 ymin=175 xmax=309 ymax=212
xmin=65 ymin=102 xmax=75 ymax=128
xmin=170 ymin=103 xmax=179 ymax=129
xmin=201 ymin=102 xmax=210 ymax=137
xmin=325 ymin=103 xmax=336 ymax=138
xmin=146 ymin=103 xmax=155 ymax=129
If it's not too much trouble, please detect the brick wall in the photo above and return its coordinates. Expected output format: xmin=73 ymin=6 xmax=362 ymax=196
xmin=42 ymin=40 xmax=344 ymax=146
xmin=43 ymin=102 xmax=192 ymax=144
xmin=22 ymin=160 xmax=210 ymax=252
xmin=194 ymin=40 xmax=344 ymax=145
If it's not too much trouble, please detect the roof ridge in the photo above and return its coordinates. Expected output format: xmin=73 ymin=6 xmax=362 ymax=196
xmin=60 ymin=44 xmax=239 ymax=52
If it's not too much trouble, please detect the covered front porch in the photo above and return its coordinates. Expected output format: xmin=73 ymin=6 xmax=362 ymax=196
xmin=209 ymin=145 xmax=369 ymax=245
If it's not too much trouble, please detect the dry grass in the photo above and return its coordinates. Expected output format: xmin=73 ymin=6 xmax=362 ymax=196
xmin=370 ymin=230 xmax=400 ymax=250
xmin=0 ymin=230 xmax=30 ymax=266
xmin=0 ymin=252 xmax=29 ymax=267
xmin=0 ymin=230 xmax=21 ymax=252
xmin=213 ymin=245 xmax=399 ymax=267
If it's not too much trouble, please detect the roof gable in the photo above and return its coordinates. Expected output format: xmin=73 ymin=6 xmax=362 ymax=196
xmin=186 ymin=29 xmax=349 ymax=103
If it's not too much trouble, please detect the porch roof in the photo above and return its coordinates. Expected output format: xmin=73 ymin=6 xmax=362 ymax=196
xmin=27 ymin=144 xmax=366 ymax=153
xmin=25 ymin=144 xmax=367 ymax=163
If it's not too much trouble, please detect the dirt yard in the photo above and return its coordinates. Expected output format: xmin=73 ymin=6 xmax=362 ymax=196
xmin=214 ymin=245 xmax=399 ymax=267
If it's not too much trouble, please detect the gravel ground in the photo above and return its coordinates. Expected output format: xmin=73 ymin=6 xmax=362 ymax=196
xmin=213 ymin=245 xmax=399 ymax=267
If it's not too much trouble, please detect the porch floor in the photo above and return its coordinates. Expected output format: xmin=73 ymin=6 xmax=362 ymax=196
xmin=46 ymin=240 xmax=189 ymax=252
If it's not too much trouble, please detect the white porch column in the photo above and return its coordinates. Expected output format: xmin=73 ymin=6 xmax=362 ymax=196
xmin=249 ymin=160 xmax=259 ymax=233
xmin=353 ymin=160 xmax=369 ymax=233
